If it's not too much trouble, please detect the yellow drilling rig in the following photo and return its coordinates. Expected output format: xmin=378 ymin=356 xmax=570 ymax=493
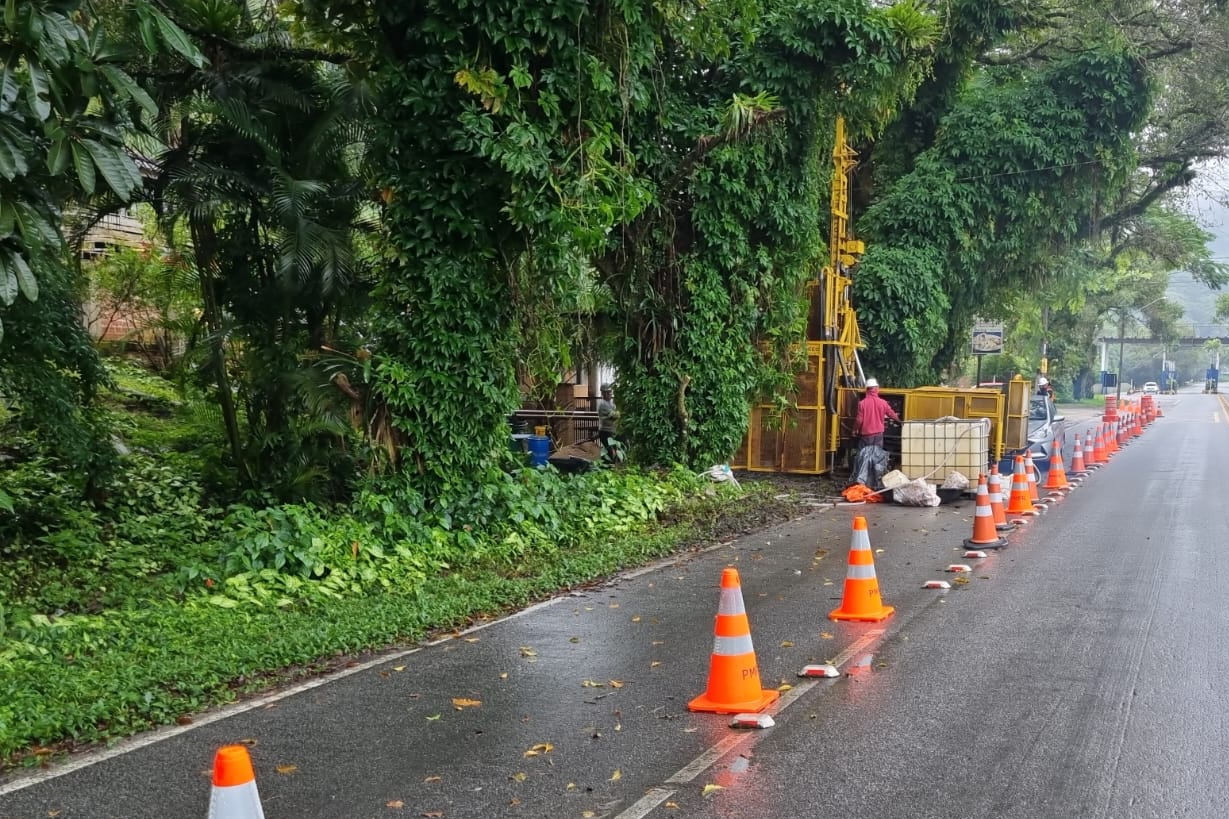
xmin=732 ymin=118 xmax=1034 ymax=479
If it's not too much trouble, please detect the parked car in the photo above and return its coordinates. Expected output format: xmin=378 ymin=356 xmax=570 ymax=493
xmin=1143 ymin=381 xmax=1159 ymax=395
xmin=998 ymin=395 xmax=1065 ymax=475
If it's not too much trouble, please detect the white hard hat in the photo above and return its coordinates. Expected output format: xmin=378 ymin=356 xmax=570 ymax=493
xmin=1037 ymin=377 xmax=1048 ymax=386
xmin=864 ymin=378 xmax=879 ymax=389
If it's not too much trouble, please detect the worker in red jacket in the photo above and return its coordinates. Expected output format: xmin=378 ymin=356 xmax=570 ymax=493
xmin=854 ymin=378 xmax=900 ymax=448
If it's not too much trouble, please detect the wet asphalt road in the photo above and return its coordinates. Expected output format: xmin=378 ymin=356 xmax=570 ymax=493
xmin=2 ymin=389 xmax=1227 ymax=819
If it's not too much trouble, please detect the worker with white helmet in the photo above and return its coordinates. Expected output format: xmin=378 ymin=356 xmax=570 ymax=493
xmin=854 ymin=377 xmax=900 ymax=449
xmin=1036 ymin=375 xmax=1054 ymax=399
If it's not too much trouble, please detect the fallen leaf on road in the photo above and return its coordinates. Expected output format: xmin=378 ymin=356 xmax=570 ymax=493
xmin=821 ymin=632 xmax=834 ymax=639
xmin=452 ymin=698 xmax=481 ymax=710
xmin=392 ymin=666 xmax=406 ymax=672
xmin=463 ymin=637 xmax=479 ymax=643
xmin=610 ymin=769 xmax=622 ymax=781
xmin=567 ymin=783 xmax=577 ymax=790
xmin=703 ymin=784 xmax=724 ymax=797
xmin=520 ymin=646 xmax=537 ymax=658
xmin=385 ymin=800 xmax=404 ymax=808
xmin=666 ymin=802 xmax=679 ymax=809
xmin=651 ymin=661 xmax=661 ymax=668
xmin=420 ymin=812 xmax=442 ymax=818
xmin=777 ymin=683 xmax=793 ymax=692
xmin=582 ymin=680 xmax=605 ymax=688
xmin=609 ymin=680 xmax=625 ymax=688
xmin=780 ymin=640 xmax=794 ymax=647
xmin=523 ymin=743 xmax=554 ymax=757
xmin=582 ymin=812 xmax=596 ymax=819
xmin=426 ymin=714 xmax=441 ymax=720
xmin=424 ymin=775 xmax=442 ymax=783
xmin=510 ymin=772 xmax=527 ymax=782
xmin=275 ymin=764 xmax=297 ymax=775
xmin=631 ymin=615 xmax=641 ymax=623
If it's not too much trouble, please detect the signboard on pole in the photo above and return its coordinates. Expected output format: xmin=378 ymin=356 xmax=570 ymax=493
xmin=971 ymin=319 xmax=1004 ymax=355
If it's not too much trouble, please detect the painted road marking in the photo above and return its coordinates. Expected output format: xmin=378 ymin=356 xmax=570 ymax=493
xmin=613 ymin=629 xmax=886 ymax=819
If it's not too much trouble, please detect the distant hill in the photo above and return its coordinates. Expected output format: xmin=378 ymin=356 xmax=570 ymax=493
xmin=1167 ymin=270 xmax=1226 ymax=336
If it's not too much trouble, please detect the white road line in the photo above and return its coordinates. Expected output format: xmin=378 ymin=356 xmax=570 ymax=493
xmin=664 ymin=734 xmax=752 ymax=784
xmin=615 ymin=787 xmax=678 ymax=819
xmin=615 ymin=628 xmax=887 ymax=819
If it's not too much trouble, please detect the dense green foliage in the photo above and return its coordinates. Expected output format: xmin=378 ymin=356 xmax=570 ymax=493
xmin=4 ymin=0 xmax=1229 ymax=766
xmin=858 ymin=47 xmax=1152 ymax=383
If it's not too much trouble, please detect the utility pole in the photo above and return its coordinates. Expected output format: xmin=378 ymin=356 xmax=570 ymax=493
xmin=1116 ymin=309 xmax=1125 ymax=402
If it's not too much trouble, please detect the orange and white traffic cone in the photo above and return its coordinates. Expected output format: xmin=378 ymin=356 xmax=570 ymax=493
xmin=1024 ymin=452 xmax=1049 ymax=505
xmin=688 ymin=568 xmax=779 ymax=714
xmin=829 ymin=516 xmax=895 ymax=623
xmin=987 ymin=465 xmax=1014 ymax=531
xmin=964 ymin=474 xmax=1007 ymax=548
xmin=1044 ymin=451 xmax=1070 ymax=494
xmin=1092 ymin=425 xmax=1107 ymax=464
xmin=1069 ymin=434 xmax=1086 ymax=476
xmin=208 ymin=745 xmax=266 ymax=819
xmin=1005 ymin=455 xmax=1037 ymax=517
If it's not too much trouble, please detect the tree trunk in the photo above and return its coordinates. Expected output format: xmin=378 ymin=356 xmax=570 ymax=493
xmin=191 ymin=218 xmax=246 ymax=479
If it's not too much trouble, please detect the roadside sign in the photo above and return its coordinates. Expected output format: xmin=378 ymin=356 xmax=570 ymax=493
xmin=971 ymin=319 xmax=1004 ymax=355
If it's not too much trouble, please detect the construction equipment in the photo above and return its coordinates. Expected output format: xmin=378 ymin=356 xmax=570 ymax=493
xmin=732 ymin=118 xmax=1032 ymax=477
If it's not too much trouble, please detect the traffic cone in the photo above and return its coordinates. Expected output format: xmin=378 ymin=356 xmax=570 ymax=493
xmin=1092 ymin=425 xmax=1107 ymax=463
xmin=964 ymin=474 xmax=1007 ymax=548
xmin=829 ymin=516 xmax=895 ymax=623
xmin=688 ymin=568 xmax=779 ymax=714
xmin=1005 ymin=456 xmax=1037 ymax=516
xmin=1024 ymin=452 xmax=1048 ymax=504
xmin=1044 ymin=451 xmax=1070 ymax=493
xmin=1083 ymin=432 xmax=1097 ymax=469
xmin=987 ymin=465 xmax=1013 ymax=531
xmin=208 ymin=745 xmax=266 ymax=819
xmin=1069 ymin=434 xmax=1087 ymax=476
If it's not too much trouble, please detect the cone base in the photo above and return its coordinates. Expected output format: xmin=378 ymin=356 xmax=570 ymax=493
xmin=994 ymin=521 xmax=1016 ymax=532
xmin=688 ymin=688 xmax=779 ymax=715
xmin=829 ymin=604 xmax=895 ymax=623
xmin=964 ymin=536 xmax=1007 ymax=549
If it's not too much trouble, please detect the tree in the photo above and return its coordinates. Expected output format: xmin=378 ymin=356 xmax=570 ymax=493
xmin=0 ymin=0 xmax=202 ymax=489
xmin=135 ymin=0 xmax=376 ymax=500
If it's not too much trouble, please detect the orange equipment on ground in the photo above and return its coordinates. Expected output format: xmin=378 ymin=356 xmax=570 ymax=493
xmin=829 ymin=516 xmax=895 ymax=622
xmin=688 ymin=568 xmax=779 ymax=714
xmin=842 ymin=484 xmax=884 ymax=503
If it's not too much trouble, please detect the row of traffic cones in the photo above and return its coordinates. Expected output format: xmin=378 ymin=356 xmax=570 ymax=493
xmin=208 ymin=400 xmax=1166 ymax=812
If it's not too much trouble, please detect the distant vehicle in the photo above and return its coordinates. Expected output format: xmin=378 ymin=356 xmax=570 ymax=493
xmin=1143 ymin=381 xmax=1159 ymax=395
xmin=999 ymin=395 xmax=1065 ymax=475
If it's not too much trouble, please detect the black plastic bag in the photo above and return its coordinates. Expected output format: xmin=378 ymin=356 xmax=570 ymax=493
xmin=850 ymin=444 xmax=889 ymax=490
